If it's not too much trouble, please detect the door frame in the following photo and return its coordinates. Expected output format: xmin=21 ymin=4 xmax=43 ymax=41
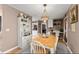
xmin=63 ymin=16 xmax=69 ymax=43
xmin=41 ymin=22 xmax=48 ymax=34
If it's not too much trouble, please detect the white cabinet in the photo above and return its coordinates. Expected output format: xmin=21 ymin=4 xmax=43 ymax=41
xmin=18 ymin=13 xmax=32 ymax=51
xmin=48 ymin=19 xmax=53 ymax=27
xmin=22 ymin=35 xmax=31 ymax=49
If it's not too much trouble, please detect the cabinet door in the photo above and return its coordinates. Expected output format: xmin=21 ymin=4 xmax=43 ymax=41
xmin=22 ymin=35 xmax=31 ymax=50
xmin=22 ymin=37 xmax=27 ymax=49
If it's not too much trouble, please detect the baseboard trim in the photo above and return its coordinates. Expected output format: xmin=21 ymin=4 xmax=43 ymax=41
xmin=66 ymin=43 xmax=73 ymax=54
xmin=3 ymin=46 xmax=18 ymax=53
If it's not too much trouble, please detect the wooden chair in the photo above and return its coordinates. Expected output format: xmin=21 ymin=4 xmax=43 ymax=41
xmin=31 ymin=40 xmax=51 ymax=54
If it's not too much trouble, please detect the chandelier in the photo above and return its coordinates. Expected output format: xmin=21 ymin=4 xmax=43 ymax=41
xmin=41 ymin=4 xmax=48 ymax=23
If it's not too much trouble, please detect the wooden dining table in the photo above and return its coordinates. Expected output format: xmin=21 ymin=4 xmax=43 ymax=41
xmin=32 ymin=34 xmax=58 ymax=53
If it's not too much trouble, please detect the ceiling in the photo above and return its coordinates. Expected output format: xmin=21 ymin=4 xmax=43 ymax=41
xmin=9 ymin=4 xmax=71 ymax=21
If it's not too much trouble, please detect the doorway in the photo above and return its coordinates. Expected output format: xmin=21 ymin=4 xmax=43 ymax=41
xmin=63 ymin=16 xmax=69 ymax=43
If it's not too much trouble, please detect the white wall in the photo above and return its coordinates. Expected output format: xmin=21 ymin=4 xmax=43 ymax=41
xmin=32 ymin=17 xmax=39 ymax=21
xmin=66 ymin=5 xmax=79 ymax=53
xmin=0 ymin=5 xmax=2 ymax=16
xmin=0 ymin=5 xmax=19 ymax=52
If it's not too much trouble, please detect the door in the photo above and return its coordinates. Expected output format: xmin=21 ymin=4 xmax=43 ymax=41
xmin=41 ymin=23 xmax=47 ymax=34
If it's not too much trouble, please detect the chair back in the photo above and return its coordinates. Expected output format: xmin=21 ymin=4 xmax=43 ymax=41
xmin=31 ymin=40 xmax=50 ymax=54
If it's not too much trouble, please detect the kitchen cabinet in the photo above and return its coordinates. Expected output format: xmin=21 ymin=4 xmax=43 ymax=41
xmin=18 ymin=13 xmax=32 ymax=52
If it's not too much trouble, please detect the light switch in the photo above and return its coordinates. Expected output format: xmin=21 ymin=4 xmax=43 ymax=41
xmin=6 ymin=28 xmax=10 ymax=32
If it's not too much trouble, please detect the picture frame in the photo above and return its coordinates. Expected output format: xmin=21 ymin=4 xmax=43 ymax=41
xmin=70 ymin=5 xmax=78 ymax=24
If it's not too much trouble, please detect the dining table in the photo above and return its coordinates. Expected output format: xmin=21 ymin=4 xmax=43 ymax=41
xmin=32 ymin=34 xmax=58 ymax=53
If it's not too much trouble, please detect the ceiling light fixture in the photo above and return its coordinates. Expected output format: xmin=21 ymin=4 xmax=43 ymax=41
xmin=41 ymin=4 xmax=48 ymax=23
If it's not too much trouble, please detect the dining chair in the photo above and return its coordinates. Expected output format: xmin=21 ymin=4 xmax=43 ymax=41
xmin=31 ymin=40 xmax=51 ymax=54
